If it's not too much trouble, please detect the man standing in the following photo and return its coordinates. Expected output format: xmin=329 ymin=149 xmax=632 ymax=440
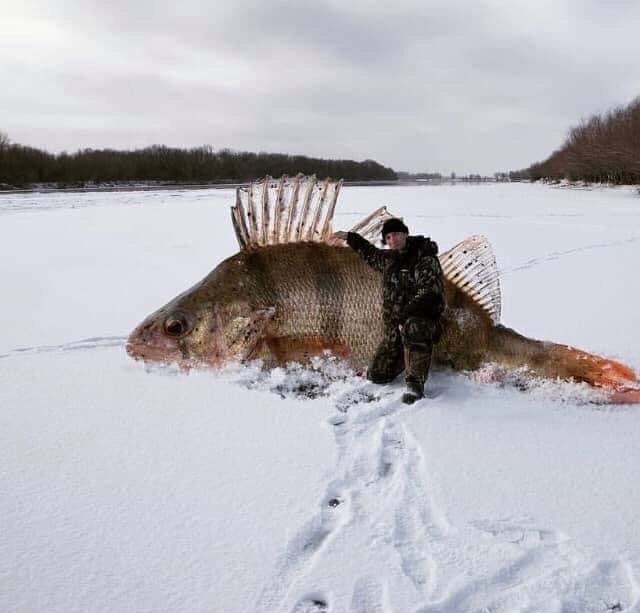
xmin=332 ymin=219 xmax=445 ymax=404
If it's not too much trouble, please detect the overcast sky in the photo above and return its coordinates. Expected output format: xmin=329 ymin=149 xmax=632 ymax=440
xmin=2 ymin=0 xmax=640 ymax=174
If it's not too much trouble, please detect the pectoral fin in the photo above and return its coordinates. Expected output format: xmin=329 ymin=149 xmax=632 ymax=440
xmin=224 ymin=307 xmax=277 ymax=362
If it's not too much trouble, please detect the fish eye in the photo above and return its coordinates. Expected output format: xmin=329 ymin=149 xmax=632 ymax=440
xmin=164 ymin=313 xmax=190 ymax=338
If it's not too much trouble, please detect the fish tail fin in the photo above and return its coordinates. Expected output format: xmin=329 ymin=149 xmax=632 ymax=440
xmin=545 ymin=344 xmax=640 ymax=403
xmin=490 ymin=325 xmax=640 ymax=404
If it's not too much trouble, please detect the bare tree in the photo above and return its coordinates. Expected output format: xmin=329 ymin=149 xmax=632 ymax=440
xmin=528 ymin=96 xmax=640 ymax=184
xmin=0 ymin=131 xmax=9 ymax=149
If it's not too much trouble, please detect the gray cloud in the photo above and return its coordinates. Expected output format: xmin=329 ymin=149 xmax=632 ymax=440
xmin=2 ymin=0 xmax=640 ymax=174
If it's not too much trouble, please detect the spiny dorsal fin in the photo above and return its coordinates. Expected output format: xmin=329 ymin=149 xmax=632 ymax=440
xmin=439 ymin=235 xmax=501 ymax=324
xmin=231 ymin=174 xmax=343 ymax=249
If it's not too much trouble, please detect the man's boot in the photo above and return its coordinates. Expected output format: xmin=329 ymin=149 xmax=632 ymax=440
xmin=402 ymin=346 xmax=432 ymax=405
xmin=402 ymin=375 xmax=424 ymax=405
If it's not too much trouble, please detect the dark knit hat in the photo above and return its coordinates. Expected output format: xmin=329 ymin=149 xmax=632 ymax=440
xmin=381 ymin=218 xmax=409 ymax=243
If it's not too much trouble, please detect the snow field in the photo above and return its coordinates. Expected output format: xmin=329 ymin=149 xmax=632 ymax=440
xmin=2 ymin=183 xmax=640 ymax=612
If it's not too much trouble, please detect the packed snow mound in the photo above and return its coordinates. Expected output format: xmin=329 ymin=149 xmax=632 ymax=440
xmin=469 ymin=363 xmax=611 ymax=405
xmin=222 ymin=356 xmax=614 ymax=408
xmin=0 ymin=337 xmax=628 ymax=407
xmin=225 ymin=355 xmax=361 ymax=401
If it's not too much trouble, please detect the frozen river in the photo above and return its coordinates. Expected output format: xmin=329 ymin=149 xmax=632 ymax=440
xmin=2 ymin=182 xmax=640 ymax=612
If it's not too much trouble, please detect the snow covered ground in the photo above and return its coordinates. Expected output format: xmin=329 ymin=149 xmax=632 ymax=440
xmin=2 ymin=182 xmax=640 ymax=612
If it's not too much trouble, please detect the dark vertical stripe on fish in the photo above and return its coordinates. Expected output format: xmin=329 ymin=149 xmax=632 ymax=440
xmin=308 ymin=245 xmax=344 ymax=343
xmin=244 ymin=250 xmax=280 ymax=309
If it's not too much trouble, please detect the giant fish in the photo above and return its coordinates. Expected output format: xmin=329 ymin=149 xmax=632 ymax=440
xmin=127 ymin=175 xmax=640 ymax=403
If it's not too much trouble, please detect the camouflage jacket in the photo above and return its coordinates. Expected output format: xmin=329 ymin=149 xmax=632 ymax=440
xmin=346 ymin=232 xmax=445 ymax=327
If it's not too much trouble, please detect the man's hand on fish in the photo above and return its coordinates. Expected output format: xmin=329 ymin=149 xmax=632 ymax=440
xmin=329 ymin=230 xmax=348 ymax=245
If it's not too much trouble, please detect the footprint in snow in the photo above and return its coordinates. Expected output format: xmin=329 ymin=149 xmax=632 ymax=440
xmin=471 ymin=518 xmax=569 ymax=547
xmin=560 ymin=558 xmax=639 ymax=613
xmin=334 ymin=387 xmax=381 ymax=413
xmin=292 ymin=593 xmax=329 ymax=612
xmin=255 ymin=486 xmax=350 ymax=611
xmin=378 ymin=424 xmax=404 ymax=478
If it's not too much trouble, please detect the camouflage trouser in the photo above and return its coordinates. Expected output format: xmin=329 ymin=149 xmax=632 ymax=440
xmin=367 ymin=317 xmax=440 ymax=392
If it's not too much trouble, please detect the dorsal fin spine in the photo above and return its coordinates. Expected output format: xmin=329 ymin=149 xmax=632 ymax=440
xmin=321 ymin=179 xmax=343 ymax=240
xmin=230 ymin=207 xmax=247 ymax=250
xmin=233 ymin=191 xmax=250 ymax=249
xmin=273 ymin=175 xmax=286 ymax=244
xmin=246 ymin=183 xmax=258 ymax=248
xmin=296 ymin=175 xmax=316 ymax=241
xmin=284 ymin=174 xmax=302 ymax=242
xmin=260 ymin=177 xmax=270 ymax=246
xmin=308 ymin=178 xmax=330 ymax=241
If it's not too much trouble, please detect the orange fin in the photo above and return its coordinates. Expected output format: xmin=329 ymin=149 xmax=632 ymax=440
xmin=549 ymin=344 xmax=640 ymax=404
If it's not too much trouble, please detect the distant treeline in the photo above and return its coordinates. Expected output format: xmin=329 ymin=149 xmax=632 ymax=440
xmin=0 ymin=135 xmax=397 ymax=187
xmin=528 ymin=97 xmax=640 ymax=184
xmin=496 ymin=169 xmax=530 ymax=181
xmin=397 ymin=171 xmax=443 ymax=181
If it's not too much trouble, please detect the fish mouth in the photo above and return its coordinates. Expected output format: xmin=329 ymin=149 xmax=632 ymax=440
xmin=126 ymin=338 xmax=183 ymax=365
xmin=126 ymin=317 xmax=231 ymax=370
xmin=126 ymin=318 xmax=188 ymax=367
xmin=126 ymin=338 xmax=227 ymax=370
